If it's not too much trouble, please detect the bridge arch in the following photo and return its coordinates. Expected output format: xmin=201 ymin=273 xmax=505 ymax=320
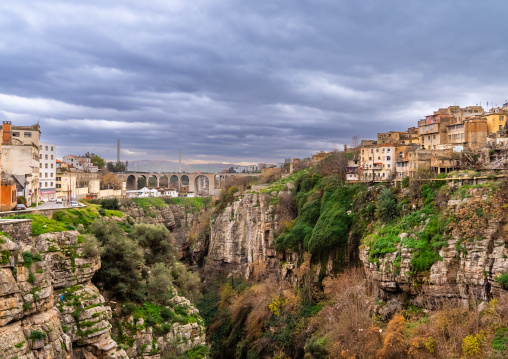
xmin=159 ymin=175 xmax=169 ymax=187
xmin=126 ymin=175 xmax=137 ymax=190
xmin=137 ymin=175 xmax=147 ymax=189
xmin=148 ymin=175 xmax=158 ymax=187
xmin=181 ymin=175 xmax=189 ymax=187
xmin=169 ymin=175 xmax=179 ymax=189
xmin=195 ymin=175 xmax=210 ymax=196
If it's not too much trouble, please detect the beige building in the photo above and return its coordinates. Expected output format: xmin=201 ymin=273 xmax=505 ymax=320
xmin=418 ymin=114 xmax=452 ymax=149
xmin=0 ymin=121 xmax=41 ymax=205
xmin=360 ymin=144 xmax=396 ymax=181
xmin=485 ymin=107 xmax=507 ymax=134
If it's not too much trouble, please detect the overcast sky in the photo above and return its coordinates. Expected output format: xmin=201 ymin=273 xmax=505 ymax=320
xmin=1 ymin=1 xmax=507 ymax=164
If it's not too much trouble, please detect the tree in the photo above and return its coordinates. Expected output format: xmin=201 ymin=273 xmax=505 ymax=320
xmin=375 ymin=188 xmax=399 ymax=222
xmin=107 ymin=161 xmax=127 ymax=173
xmin=91 ymin=155 xmax=105 ymax=169
xmin=91 ymin=220 xmax=145 ymax=301
xmin=147 ymin=263 xmax=175 ymax=304
xmin=227 ymin=166 xmax=235 ymax=173
xmin=101 ymin=172 xmax=122 ymax=190
xmin=130 ymin=224 xmax=178 ymax=265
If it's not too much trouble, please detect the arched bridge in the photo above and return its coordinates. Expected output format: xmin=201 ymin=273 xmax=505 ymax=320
xmin=116 ymin=172 xmax=251 ymax=196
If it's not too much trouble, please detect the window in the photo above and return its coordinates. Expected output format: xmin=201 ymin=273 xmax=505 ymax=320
xmin=51 ymin=173 xmax=53 ymax=177
xmin=45 ymin=182 xmax=48 ymax=187
xmin=24 ymin=132 xmax=31 ymax=138
xmin=51 ymin=164 xmax=53 ymax=168
xmin=387 ymin=156 xmax=391 ymax=160
xmin=12 ymin=132 xmax=20 ymax=137
xmin=50 ymin=182 xmax=53 ymax=186
xmin=45 ymin=173 xmax=48 ymax=178
xmin=51 ymin=155 xmax=53 ymax=160
xmin=500 ymin=125 xmax=503 ymax=131
xmin=428 ymin=136 xmax=431 ymax=140
xmin=45 ymin=155 xmax=48 ymax=160
xmin=39 ymin=163 xmax=42 ymax=168
xmin=378 ymin=156 xmax=380 ymax=160
xmin=45 ymin=146 xmax=48 ymax=151
xmin=387 ymin=148 xmax=390 ymax=152
xmin=51 ymin=146 xmax=53 ymax=151
xmin=45 ymin=163 xmax=48 ymax=168
xmin=433 ymin=135 xmax=436 ymax=140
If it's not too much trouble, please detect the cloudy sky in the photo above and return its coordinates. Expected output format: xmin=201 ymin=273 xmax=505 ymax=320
xmin=1 ymin=1 xmax=507 ymax=164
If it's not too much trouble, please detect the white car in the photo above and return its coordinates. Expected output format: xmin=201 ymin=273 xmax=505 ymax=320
xmin=56 ymin=198 xmax=63 ymax=204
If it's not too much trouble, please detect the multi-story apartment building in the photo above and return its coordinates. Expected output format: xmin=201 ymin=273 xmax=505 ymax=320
xmin=447 ymin=117 xmax=488 ymax=151
xmin=418 ymin=114 xmax=452 ymax=149
xmin=485 ymin=106 xmax=508 ymax=134
xmin=39 ymin=143 xmax=56 ymax=201
xmin=359 ymin=144 xmax=396 ymax=181
xmin=0 ymin=121 xmax=41 ymax=205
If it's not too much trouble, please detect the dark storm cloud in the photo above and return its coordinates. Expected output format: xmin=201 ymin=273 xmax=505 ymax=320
xmin=0 ymin=0 xmax=507 ymax=163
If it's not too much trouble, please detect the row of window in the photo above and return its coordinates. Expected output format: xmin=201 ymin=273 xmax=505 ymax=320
xmin=362 ymin=156 xmax=391 ymax=161
xmin=40 ymin=163 xmax=54 ymax=169
xmin=12 ymin=131 xmax=32 ymax=138
xmin=362 ymin=148 xmax=392 ymax=154
xmin=40 ymin=181 xmax=54 ymax=187
xmin=44 ymin=145 xmax=54 ymax=151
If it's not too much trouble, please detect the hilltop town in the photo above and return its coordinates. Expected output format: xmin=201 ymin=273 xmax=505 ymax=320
xmin=0 ymin=102 xmax=506 ymax=212
xmin=341 ymin=103 xmax=508 ymax=182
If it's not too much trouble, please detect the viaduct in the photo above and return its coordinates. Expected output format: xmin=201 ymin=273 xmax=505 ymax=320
xmin=116 ymin=172 xmax=252 ymax=196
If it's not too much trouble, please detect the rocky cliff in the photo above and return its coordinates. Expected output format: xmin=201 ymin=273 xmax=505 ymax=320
xmin=360 ymin=193 xmax=508 ymax=305
xmin=205 ymin=192 xmax=281 ymax=279
xmin=0 ymin=224 xmax=127 ymax=358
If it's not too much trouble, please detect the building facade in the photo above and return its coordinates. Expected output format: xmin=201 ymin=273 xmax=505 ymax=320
xmin=0 ymin=121 xmax=41 ymax=205
xmin=39 ymin=143 xmax=56 ymax=201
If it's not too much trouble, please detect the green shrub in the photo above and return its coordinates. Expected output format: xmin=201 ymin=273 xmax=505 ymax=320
xmin=492 ymin=327 xmax=508 ymax=351
xmin=22 ymin=251 xmax=42 ymax=267
xmin=182 ymin=345 xmax=209 ymax=359
xmin=101 ymin=198 xmax=120 ymax=210
xmin=29 ymin=330 xmax=47 ymax=340
xmin=27 ymin=272 xmax=36 ymax=284
xmin=401 ymin=176 xmax=410 ymax=188
xmin=0 ymin=250 xmax=10 ymax=265
xmin=375 ymin=188 xmax=399 ymax=222
xmin=496 ymin=273 xmax=508 ymax=289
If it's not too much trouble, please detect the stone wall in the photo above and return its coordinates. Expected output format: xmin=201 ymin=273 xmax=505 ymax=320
xmin=0 ymin=219 xmax=32 ymax=243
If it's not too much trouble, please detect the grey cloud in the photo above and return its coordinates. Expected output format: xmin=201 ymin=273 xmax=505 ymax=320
xmin=0 ymin=0 xmax=507 ymax=163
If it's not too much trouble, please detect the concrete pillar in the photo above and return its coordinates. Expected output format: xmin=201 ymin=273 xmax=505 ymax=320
xmin=156 ymin=176 xmax=160 ymax=187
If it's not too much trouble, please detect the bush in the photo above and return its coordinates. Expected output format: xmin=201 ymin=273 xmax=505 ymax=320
xmin=401 ymin=176 xmax=410 ymax=189
xmin=29 ymin=330 xmax=47 ymax=340
xmin=101 ymin=198 xmax=120 ymax=210
xmin=375 ymin=188 xmax=398 ymax=222
xmin=82 ymin=234 xmax=100 ymax=258
xmin=130 ymin=224 xmax=177 ymax=265
xmin=496 ymin=273 xmax=508 ymax=289
xmin=147 ymin=263 xmax=174 ymax=304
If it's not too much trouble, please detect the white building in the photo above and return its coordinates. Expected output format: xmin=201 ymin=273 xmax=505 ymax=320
xmin=39 ymin=143 xmax=56 ymax=201
xmin=160 ymin=189 xmax=179 ymax=197
xmin=126 ymin=187 xmax=158 ymax=198
xmin=62 ymin=155 xmax=99 ymax=173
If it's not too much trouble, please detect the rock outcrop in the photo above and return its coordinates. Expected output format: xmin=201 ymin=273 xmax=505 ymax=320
xmin=0 ymin=227 xmax=127 ymax=358
xmin=206 ymin=192 xmax=279 ymax=278
xmin=360 ymin=197 xmax=508 ymax=305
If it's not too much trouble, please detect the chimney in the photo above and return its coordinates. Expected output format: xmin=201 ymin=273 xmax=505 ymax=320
xmin=2 ymin=121 xmax=11 ymax=145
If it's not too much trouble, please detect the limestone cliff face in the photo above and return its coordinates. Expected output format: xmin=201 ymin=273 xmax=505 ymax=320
xmin=0 ymin=226 xmax=127 ymax=359
xmin=112 ymin=296 xmax=206 ymax=358
xmin=206 ymin=193 xmax=280 ymax=278
xmin=360 ymin=198 xmax=508 ymax=304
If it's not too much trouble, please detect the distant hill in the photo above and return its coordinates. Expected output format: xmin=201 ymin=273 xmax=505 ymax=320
xmin=126 ymin=160 xmax=237 ymax=173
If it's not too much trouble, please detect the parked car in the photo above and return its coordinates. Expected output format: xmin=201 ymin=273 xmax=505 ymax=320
xmin=49 ymin=198 xmax=56 ymax=202
xmin=71 ymin=200 xmax=79 ymax=207
xmin=56 ymin=198 xmax=63 ymax=204
xmin=13 ymin=204 xmax=27 ymax=211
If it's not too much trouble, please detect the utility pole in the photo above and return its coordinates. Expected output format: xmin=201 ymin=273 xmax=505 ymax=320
xmin=117 ymin=139 xmax=120 ymax=162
